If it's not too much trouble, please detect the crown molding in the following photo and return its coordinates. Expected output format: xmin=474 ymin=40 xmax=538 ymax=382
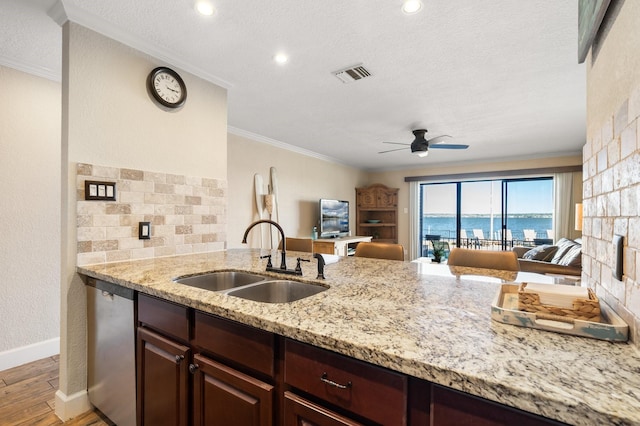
xmin=49 ymin=0 xmax=232 ymax=89
xmin=228 ymin=126 xmax=349 ymax=167
xmin=0 ymin=55 xmax=60 ymax=82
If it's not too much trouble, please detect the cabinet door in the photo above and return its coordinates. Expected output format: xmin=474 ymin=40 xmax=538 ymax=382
xmin=192 ymin=354 xmax=274 ymax=426
xmin=284 ymin=392 xmax=364 ymax=426
xmin=137 ymin=327 xmax=190 ymax=426
xmin=431 ymin=385 xmax=564 ymax=426
xmin=377 ymin=187 xmax=398 ymax=207
xmin=356 ymin=189 xmax=376 ymax=208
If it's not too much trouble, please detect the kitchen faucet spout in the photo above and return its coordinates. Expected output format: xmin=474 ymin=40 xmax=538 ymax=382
xmin=242 ymin=219 xmax=287 ymax=270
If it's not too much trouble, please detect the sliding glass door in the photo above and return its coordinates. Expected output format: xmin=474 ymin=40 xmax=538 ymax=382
xmin=502 ymin=179 xmax=554 ymax=247
xmin=419 ymin=177 xmax=553 ymax=253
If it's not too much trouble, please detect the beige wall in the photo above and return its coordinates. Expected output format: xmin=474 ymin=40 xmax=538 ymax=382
xmin=0 ymin=66 xmax=61 ymax=365
xmin=369 ymin=155 xmax=583 ymax=251
xmin=227 ymin=132 xmax=369 ymax=248
xmin=584 ymin=1 xmax=640 ymax=345
xmin=58 ymin=22 xmax=227 ymax=419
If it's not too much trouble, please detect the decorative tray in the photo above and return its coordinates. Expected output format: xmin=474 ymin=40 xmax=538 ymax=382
xmin=491 ymin=284 xmax=628 ymax=342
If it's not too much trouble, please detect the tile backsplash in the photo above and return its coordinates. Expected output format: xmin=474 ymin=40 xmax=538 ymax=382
xmin=76 ymin=163 xmax=226 ymax=265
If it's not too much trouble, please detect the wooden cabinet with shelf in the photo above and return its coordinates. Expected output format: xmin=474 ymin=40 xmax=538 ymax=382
xmin=356 ymin=183 xmax=399 ymax=243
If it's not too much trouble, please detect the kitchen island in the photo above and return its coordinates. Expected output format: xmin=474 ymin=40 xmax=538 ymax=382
xmin=78 ymin=249 xmax=640 ymax=425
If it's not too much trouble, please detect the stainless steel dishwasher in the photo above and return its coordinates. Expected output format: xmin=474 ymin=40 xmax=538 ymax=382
xmin=87 ymin=278 xmax=136 ymax=426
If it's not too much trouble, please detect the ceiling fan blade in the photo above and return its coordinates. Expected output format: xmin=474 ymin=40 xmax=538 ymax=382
xmin=429 ymin=143 xmax=469 ymax=150
xmin=382 ymin=141 xmax=410 ymax=146
xmin=426 ymin=135 xmax=452 ymax=144
xmin=378 ymin=147 xmax=408 ymax=154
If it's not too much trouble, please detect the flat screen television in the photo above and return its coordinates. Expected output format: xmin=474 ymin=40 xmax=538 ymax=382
xmin=319 ymin=199 xmax=350 ymax=238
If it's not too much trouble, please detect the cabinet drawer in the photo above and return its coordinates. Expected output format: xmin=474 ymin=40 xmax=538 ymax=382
xmin=284 ymin=391 xmax=364 ymax=426
xmin=138 ymin=293 xmax=189 ymax=343
xmin=193 ymin=311 xmax=275 ymax=378
xmin=284 ymin=339 xmax=407 ymax=425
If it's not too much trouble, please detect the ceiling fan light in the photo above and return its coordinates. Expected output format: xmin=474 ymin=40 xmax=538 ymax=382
xmin=414 ymin=150 xmax=429 ymax=157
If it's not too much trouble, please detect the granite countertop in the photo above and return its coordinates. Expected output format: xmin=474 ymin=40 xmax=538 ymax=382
xmin=78 ymin=249 xmax=640 ymax=426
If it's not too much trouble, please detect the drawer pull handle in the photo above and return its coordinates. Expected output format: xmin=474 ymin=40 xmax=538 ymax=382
xmin=189 ymin=363 xmax=199 ymax=374
xmin=320 ymin=372 xmax=352 ymax=389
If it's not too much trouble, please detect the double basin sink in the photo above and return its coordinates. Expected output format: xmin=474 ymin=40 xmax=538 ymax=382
xmin=173 ymin=271 xmax=327 ymax=303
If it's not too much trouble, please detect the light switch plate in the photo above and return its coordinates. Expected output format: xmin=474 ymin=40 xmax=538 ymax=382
xmin=139 ymin=222 xmax=151 ymax=240
xmin=85 ymin=180 xmax=116 ymax=201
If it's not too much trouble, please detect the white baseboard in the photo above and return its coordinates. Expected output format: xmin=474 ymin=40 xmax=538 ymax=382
xmin=0 ymin=337 xmax=60 ymax=371
xmin=55 ymin=389 xmax=93 ymax=421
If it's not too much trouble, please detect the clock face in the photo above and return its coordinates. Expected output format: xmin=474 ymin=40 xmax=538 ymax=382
xmin=147 ymin=67 xmax=187 ymax=109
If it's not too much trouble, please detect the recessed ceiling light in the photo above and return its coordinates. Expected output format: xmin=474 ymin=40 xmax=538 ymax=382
xmin=195 ymin=1 xmax=215 ymax=16
xmin=273 ymin=53 xmax=288 ymax=64
xmin=402 ymin=0 xmax=422 ymax=14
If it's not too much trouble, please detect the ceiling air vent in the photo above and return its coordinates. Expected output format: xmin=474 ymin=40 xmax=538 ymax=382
xmin=332 ymin=64 xmax=372 ymax=84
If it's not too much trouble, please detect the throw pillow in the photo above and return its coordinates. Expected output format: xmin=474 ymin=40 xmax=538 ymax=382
xmin=550 ymin=238 xmax=579 ymax=264
xmin=523 ymin=245 xmax=559 ymax=261
xmin=556 ymin=243 xmax=582 ymax=267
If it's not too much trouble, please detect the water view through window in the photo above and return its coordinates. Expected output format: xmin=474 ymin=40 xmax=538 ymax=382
xmin=420 ymin=178 xmax=553 ymax=252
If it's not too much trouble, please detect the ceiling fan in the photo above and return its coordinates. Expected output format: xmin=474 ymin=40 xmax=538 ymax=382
xmin=379 ymin=129 xmax=469 ymax=157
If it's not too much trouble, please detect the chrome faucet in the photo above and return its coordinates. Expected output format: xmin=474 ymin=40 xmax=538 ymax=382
xmin=242 ymin=219 xmax=302 ymax=275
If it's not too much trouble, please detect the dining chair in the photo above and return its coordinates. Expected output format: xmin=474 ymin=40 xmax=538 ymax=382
xmin=354 ymin=242 xmax=405 ymax=261
xmin=447 ymin=247 xmax=520 ymax=280
xmin=447 ymin=247 xmax=520 ymax=272
xmin=278 ymin=237 xmax=313 ymax=253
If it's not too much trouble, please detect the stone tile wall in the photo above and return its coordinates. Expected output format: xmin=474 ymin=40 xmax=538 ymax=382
xmin=76 ymin=163 xmax=226 ymax=265
xmin=583 ymin=86 xmax=640 ymax=344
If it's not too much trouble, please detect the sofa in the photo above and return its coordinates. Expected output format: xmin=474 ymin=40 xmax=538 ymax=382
xmin=512 ymin=238 xmax=582 ymax=276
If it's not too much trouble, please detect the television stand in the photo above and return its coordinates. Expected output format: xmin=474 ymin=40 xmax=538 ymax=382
xmin=314 ymin=236 xmax=372 ymax=257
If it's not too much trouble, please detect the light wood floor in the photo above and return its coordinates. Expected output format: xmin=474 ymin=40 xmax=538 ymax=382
xmin=0 ymin=355 xmax=111 ymax=426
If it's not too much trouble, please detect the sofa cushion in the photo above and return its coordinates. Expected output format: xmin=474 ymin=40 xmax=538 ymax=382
xmin=522 ymin=245 xmax=558 ymax=261
xmin=555 ymin=243 xmax=582 ymax=268
xmin=550 ymin=238 xmax=580 ymax=265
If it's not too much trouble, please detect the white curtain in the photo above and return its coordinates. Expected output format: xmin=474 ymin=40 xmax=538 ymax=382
xmin=553 ymin=172 xmax=574 ymax=242
xmin=408 ymin=181 xmax=421 ymax=260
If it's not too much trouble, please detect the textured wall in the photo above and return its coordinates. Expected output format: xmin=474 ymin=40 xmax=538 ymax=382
xmin=226 ymin=132 xmax=368 ymax=248
xmin=584 ymin=0 xmax=640 ymax=345
xmin=58 ymin=22 xmax=227 ymax=416
xmin=0 ymin=66 xmax=60 ymax=355
xmin=76 ymin=163 xmax=226 ymax=266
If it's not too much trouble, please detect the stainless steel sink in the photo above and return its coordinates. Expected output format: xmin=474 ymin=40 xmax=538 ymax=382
xmin=226 ymin=280 xmax=327 ymax=303
xmin=173 ymin=271 xmax=266 ymax=291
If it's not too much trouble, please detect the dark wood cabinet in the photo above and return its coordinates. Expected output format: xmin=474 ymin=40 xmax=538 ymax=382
xmin=137 ymin=293 xmax=276 ymax=426
xmin=356 ymin=183 xmax=399 ymax=243
xmin=284 ymin=339 xmax=407 ymax=425
xmin=134 ymin=293 xmax=566 ymax=426
xmin=192 ymin=354 xmax=274 ymax=425
xmin=283 ymin=391 xmax=364 ymax=426
xmin=137 ymin=327 xmax=190 ymax=426
xmin=429 ymin=385 xmax=567 ymax=426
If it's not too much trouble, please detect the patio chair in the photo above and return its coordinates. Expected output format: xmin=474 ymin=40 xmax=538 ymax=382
xmin=423 ymin=234 xmax=441 ymax=256
xmin=472 ymin=229 xmax=486 ymax=248
xmin=523 ymin=229 xmax=537 ymax=241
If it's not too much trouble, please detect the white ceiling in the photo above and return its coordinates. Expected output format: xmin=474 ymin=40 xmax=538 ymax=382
xmin=1 ymin=0 xmax=585 ymax=171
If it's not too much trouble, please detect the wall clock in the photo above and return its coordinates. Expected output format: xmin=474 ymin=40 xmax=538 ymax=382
xmin=147 ymin=66 xmax=187 ymax=109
